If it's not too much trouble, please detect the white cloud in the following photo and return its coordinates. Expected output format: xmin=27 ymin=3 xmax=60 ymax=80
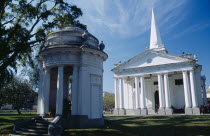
xmin=71 ymin=0 xmax=189 ymax=39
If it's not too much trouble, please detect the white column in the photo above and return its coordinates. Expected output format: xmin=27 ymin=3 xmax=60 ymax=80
xmin=43 ymin=68 xmax=50 ymax=114
xmin=135 ymin=77 xmax=140 ymax=109
xmin=158 ymin=74 xmax=165 ymax=109
xmin=56 ymin=66 xmax=64 ymax=116
xmin=119 ymin=78 xmax=124 ymax=109
xmin=71 ymin=65 xmax=79 ymax=115
xmin=182 ymin=71 xmax=192 ymax=108
xmin=189 ymin=70 xmax=198 ymax=107
xmin=38 ymin=70 xmax=44 ymax=114
xmin=203 ymin=83 xmax=207 ymax=105
xmin=37 ymin=68 xmax=44 ymax=114
xmin=78 ymin=65 xmax=87 ymax=115
xmin=140 ymin=76 xmax=146 ymax=109
xmin=114 ymin=78 xmax=119 ymax=109
xmin=163 ymin=73 xmax=171 ymax=108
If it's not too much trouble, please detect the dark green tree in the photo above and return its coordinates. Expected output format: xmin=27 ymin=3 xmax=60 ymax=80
xmin=103 ymin=92 xmax=115 ymax=111
xmin=2 ymin=77 xmax=36 ymax=114
xmin=0 ymin=0 xmax=86 ymax=88
xmin=0 ymin=86 xmax=6 ymax=108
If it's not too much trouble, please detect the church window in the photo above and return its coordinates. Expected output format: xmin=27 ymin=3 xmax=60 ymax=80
xmin=153 ymin=81 xmax=158 ymax=85
xmin=175 ymin=79 xmax=183 ymax=85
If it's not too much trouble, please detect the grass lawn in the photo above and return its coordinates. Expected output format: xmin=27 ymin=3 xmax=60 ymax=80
xmin=0 ymin=112 xmax=36 ymax=136
xmin=64 ymin=115 xmax=210 ymax=136
xmin=0 ymin=113 xmax=210 ymax=136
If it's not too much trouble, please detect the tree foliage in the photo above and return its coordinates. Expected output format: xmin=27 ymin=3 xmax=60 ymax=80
xmin=103 ymin=92 xmax=115 ymax=111
xmin=0 ymin=0 xmax=86 ymax=88
xmin=0 ymin=77 xmax=36 ymax=114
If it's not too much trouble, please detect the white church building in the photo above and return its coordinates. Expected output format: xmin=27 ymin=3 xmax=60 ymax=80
xmin=112 ymin=9 xmax=207 ymax=115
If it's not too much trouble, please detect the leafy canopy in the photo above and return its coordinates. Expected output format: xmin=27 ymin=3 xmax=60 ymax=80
xmin=0 ymin=0 xmax=86 ymax=87
xmin=0 ymin=77 xmax=36 ymax=114
xmin=103 ymin=92 xmax=115 ymax=111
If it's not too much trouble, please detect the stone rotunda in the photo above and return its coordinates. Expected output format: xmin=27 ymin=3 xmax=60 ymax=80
xmin=37 ymin=26 xmax=108 ymax=128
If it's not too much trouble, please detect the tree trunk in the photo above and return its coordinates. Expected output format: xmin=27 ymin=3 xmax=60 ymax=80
xmin=17 ymin=108 xmax=21 ymax=114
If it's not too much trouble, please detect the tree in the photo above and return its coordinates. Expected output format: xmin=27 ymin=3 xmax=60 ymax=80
xmin=0 ymin=0 xmax=86 ymax=88
xmin=1 ymin=77 xmax=36 ymax=114
xmin=103 ymin=92 xmax=115 ymax=111
xmin=0 ymin=86 xmax=6 ymax=108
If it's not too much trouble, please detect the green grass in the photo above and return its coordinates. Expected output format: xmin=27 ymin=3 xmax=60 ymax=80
xmin=0 ymin=112 xmax=36 ymax=136
xmin=64 ymin=115 xmax=210 ymax=136
xmin=1 ymin=113 xmax=210 ymax=136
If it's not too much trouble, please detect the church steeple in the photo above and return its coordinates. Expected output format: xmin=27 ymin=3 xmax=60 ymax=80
xmin=150 ymin=8 xmax=164 ymax=49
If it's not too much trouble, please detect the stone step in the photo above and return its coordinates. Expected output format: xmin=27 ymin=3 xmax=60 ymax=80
xmin=34 ymin=120 xmax=51 ymax=124
xmin=19 ymin=127 xmax=48 ymax=134
xmin=26 ymin=125 xmax=48 ymax=130
xmin=42 ymin=118 xmax=54 ymax=122
xmin=15 ymin=131 xmax=49 ymax=136
xmin=30 ymin=122 xmax=49 ymax=126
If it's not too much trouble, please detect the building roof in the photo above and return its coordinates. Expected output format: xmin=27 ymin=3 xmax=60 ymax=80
xmin=112 ymin=9 xmax=198 ymax=74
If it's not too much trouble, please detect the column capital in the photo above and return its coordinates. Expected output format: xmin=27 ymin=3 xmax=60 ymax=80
xmin=58 ymin=66 xmax=64 ymax=71
xmin=57 ymin=65 xmax=64 ymax=67
xmin=73 ymin=65 xmax=79 ymax=71
xmin=140 ymin=75 xmax=145 ymax=77
xmin=189 ymin=69 xmax=194 ymax=72
xmin=157 ymin=73 xmax=163 ymax=76
xmin=182 ymin=70 xmax=188 ymax=73
xmin=163 ymin=72 xmax=169 ymax=76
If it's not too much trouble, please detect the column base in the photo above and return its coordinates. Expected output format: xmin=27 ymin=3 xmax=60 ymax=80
xmin=185 ymin=108 xmax=193 ymax=115
xmin=192 ymin=107 xmax=200 ymax=115
xmin=158 ymin=108 xmax=166 ymax=115
xmin=113 ymin=109 xmax=119 ymax=115
xmin=118 ymin=108 xmax=126 ymax=115
xmin=141 ymin=108 xmax=148 ymax=115
xmin=134 ymin=109 xmax=141 ymax=115
xmin=63 ymin=115 xmax=104 ymax=129
xmin=147 ymin=108 xmax=155 ymax=114
xmin=125 ymin=109 xmax=136 ymax=115
xmin=165 ymin=108 xmax=173 ymax=115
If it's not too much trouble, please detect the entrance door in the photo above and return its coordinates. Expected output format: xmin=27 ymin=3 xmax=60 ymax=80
xmin=154 ymin=91 xmax=159 ymax=113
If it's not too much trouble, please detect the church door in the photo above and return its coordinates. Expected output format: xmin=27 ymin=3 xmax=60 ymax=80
xmin=154 ymin=91 xmax=159 ymax=113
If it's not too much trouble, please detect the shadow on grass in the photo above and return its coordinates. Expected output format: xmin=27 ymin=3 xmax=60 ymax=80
xmin=0 ymin=126 xmax=13 ymax=135
xmin=63 ymin=128 xmax=129 ymax=136
xmin=0 ymin=114 xmax=36 ymax=135
xmin=63 ymin=116 xmax=210 ymax=136
xmin=104 ymin=116 xmax=210 ymax=136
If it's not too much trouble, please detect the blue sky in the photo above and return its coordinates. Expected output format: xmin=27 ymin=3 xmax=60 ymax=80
xmin=71 ymin=0 xmax=210 ymax=93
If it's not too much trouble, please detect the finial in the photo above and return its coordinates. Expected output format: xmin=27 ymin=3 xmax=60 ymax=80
xmin=99 ymin=41 xmax=105 ymax=51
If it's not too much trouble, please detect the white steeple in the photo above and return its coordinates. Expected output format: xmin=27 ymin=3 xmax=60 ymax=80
xmin=150 ymin=8 xmax=164 ymax=49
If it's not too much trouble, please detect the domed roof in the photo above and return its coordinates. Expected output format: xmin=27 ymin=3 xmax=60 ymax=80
xmin=43 ymin=25 xmax=100 ymax=50
xmin=58 ymin=25 xmax=86 ymax=33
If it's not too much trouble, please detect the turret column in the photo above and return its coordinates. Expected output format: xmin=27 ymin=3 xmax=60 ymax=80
xmin=56 ymin=66 xmax=64 ymax=116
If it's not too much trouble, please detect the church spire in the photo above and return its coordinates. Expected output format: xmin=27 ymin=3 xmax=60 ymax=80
xmin=150 ymin=8 xmax=164 ymax=49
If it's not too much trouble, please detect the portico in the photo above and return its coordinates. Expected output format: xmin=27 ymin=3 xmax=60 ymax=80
xmin=113 ymin=68 xmax=201 ymax=115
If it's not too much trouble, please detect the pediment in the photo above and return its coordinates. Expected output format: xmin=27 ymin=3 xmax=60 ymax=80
xmin=113 ymin=50 xmax=191 ymax=72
